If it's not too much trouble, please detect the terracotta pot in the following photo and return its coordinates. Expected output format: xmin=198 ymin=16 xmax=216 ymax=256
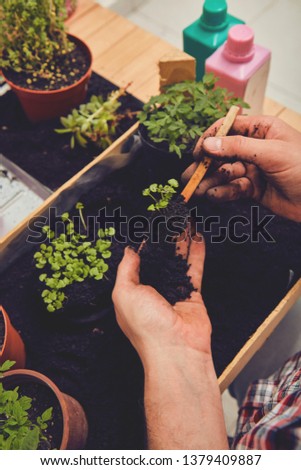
xmin=0 ymin=305 xmax=26 ymax=369
xmin=2 ymin=34 xmax=92 ymax=122
xmin=2 ymin=369 xmax=88 ymax=450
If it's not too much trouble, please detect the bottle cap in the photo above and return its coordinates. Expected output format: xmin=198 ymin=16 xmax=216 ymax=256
xmin=200 ymin=0 xmax=228 ymax=31
xmin=223 ymin=25 xmax=255 ymax=63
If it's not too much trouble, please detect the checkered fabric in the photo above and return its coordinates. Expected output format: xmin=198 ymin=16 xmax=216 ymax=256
xmin=232 ymin=352 xmax=301 ymax=450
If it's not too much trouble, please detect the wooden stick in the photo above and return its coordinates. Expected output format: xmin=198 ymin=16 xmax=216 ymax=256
xmin=181 ymin=105 xmax=240 ymax=203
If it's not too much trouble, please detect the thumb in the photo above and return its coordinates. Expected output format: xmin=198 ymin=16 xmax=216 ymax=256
xmin=115 ymin=246 xmax=141 ymax=288
xmin=203 ymin=135 xmax=286 ymax=172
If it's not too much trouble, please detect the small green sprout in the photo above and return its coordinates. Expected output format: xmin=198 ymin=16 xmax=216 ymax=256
xmin=0 ymin=360 xmax=53 ymax=450
xmin=55 ymin=87 xmax=130 ymax=149
xmin=142 ymin=179 xmax=179 ymax=212
xmin=34 ymin=203 xmax=116 ymax=313
xmin=138 ymin=74 xmax=248 ymax=158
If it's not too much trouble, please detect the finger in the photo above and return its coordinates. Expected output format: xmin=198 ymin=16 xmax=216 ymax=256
xmin=193 ymin=118 xmax=225 ymax=159
xmin=206 ymin=177 xmax=254 ymax=202
xmin=187 ymin=236 xmax=206 ymax=292
xmin=193 ymin=116 xmax=280 ymax=161
xmin=202 ymin=135 xmax=287 ymax=171
xmin=115 ymin=246 xmax=140 ymax=288
xmin=182 ymin=162 xmax=198 ymax=184
xmin=194 ymin=162 xmax=246 ymax=197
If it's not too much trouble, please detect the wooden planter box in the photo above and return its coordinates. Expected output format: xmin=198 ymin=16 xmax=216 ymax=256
xmin=1 ymin=122 xmax=301 ymax=394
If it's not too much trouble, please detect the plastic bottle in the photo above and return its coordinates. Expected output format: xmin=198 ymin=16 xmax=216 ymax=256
xmin=205 ymin=25 xmax=271 ymax=115
xmin=183 ymin=0 xmax=244 ymax=80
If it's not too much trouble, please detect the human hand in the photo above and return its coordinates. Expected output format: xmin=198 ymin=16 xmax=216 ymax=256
xmin=112 ymin=239 xmax=229 ymax=450
xmin=112 ymin=236 xmax=211 ymax=368
xmin=182 ymin=116 xmax=301 ymax=222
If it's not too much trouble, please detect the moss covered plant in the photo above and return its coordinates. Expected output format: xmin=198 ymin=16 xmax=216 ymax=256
xmin=0 ymin=0 xmax=76 ymax=89
xmin=0 ymin=361 xmax=53 ymax=450
xmin=55 ymin=87 xmax=129 ymax=149
xmin=34 ymin=203 xmax=115 ymax=313
xmin=138 ymin=73 xmax=248 ymax=158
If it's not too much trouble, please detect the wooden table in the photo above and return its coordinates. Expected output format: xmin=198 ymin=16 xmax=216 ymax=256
xmin=68 ymin=0 xmax=301 ymax=132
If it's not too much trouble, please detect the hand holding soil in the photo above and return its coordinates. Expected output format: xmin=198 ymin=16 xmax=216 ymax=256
xmin=183 ymin=116 xmax=301 ymax=222
xmin=112 ymin=237 xmax=212 ymax=368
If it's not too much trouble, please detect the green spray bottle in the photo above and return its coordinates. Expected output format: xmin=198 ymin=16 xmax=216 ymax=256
xmin=183 ymin=0 xmax=245 ymax=79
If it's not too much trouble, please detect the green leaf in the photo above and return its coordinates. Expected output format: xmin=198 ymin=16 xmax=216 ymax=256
xmin=20 ymin=427 xmax=40 ymax=450
xmin=0 ymin=360 xmax=16 ymax=374
xmin=41 ymin=407 xmax=52 ymax=423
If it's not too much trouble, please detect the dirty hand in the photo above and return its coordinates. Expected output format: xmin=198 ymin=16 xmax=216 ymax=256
xmin=112 ymin=236 xmax=211 ymax=368
xmin=112 ymin=239 xmax=228 ymax=450
xmin=182 ymin=116 xmax=301 ymax=222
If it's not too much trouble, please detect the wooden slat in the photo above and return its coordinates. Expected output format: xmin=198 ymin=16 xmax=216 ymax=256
xmin=218 ymin=278 xmax=301 ymax=392
xmin=278 ymin=108 xmax=301 ymax=133
xmin=81 ymin=15 xmax=137 ymax=61
xmin=93 ymin=28 xmax=163 ymax=79
xmin=68 ymin=5 xmax=116 ymax=39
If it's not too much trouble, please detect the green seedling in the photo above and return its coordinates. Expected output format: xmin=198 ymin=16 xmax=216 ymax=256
xmin=0 ymin=361 xmax=53 ymax=450
xmin=142 ymin=179 xmax=179 ymax=212
xmin=139 ymin=74 xmax=248 ymax=158
xmin=34 ymin=202 xmax=115 ymax=312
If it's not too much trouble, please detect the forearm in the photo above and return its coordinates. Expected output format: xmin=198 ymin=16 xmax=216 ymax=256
xmin=143 ymin=350 xmax=229 ymax=450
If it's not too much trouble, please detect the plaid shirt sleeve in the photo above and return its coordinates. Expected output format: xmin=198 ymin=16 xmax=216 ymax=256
xmin=232 ymin=352 xmax=301 ymax=450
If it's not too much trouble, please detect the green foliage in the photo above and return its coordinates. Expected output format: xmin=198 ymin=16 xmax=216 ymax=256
xmin=142 ymin=179 xmax=179 ymax=212
xmin=0 ymin=361 xmax=52 ymax=450
xmin=55 ymin=88 xmax=128 ymax=149
xmin=138 ymin=74 xmax=248 ymax=158
xmin=34 ymin=203 xmax=116 ymax=313
xmin=0 ymin=0 xmax=73 ymax=79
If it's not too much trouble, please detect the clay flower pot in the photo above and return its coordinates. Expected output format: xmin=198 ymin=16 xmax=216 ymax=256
xmin=0 ymin=305 xmax=26 ymax=369
xmin=2 ymin=34 xmax=92 ymax=123
xmin=2 ymin=369 xmax=88 ymax=450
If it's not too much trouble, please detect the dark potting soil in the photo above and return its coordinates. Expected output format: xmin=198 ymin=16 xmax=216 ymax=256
xmin=5 ymin=380 xmax=63 ymax=450
xmin=0 ymin=311 xmax=4 ymax=351
xmin=3 ymin=38 xmax=90 ymax=91
xmin=0 ymin=72 xmax=142 ymax=190
xmin=1 ymin=138 xmax=301 ymax=449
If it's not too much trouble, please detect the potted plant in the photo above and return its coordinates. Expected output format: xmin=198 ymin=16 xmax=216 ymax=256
xmin=0 ymin=361 xmax=88 ymax=449
xmin=33 ymin=202 xmax=116 ymax=324
xmin=0 ymin=0 xmax=92 ymax=122
xmin=0 ymin=306 xmax=26 ymax=370
xmin=55 ymin=85 xmax=132 ymax=150
xmin=138 ymin=74 xmax=247 ymax=179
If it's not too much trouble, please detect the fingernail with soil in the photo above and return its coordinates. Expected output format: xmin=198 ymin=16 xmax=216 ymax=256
xmin=204 ymin=137 xmax=222 ymax=153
